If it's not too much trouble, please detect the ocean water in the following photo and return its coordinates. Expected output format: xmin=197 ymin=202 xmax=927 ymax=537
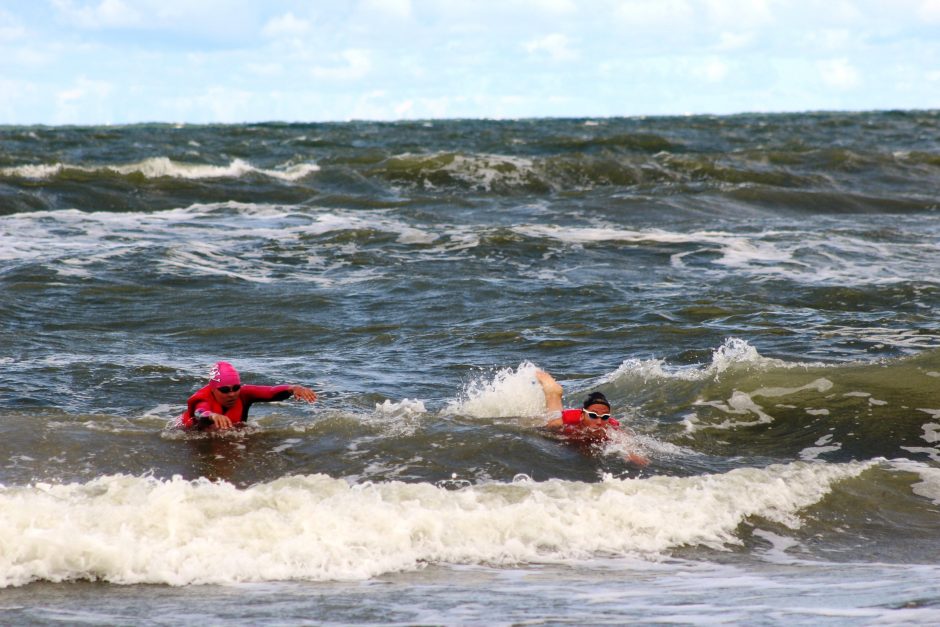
xmin=1 ymin=111 xmax=940 ymax=625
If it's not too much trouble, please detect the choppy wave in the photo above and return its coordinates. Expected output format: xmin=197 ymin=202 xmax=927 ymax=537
xmin=4 ymin=203 xmax=939 ymax=289
xmin=2 ymin=113 xmax=937 ymax=208
xmin=373 ymin=152 xmax=547 ymax=193
xmin=0 ymin=461 xmax=869 ymax=587
xmin=514 ymin=224 xmax=940 ymax=286
xmin=595 ymin=339 xmax=940 ymax=463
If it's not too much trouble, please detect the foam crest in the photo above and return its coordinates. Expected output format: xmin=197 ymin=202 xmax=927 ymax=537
xmin=708 ymin=337 xmax=780 ymax=373
xmin=0 ymin=163 xmax=65 ymax=178
xmin=383 ymin=152 xmax=540 ymax=192
xmin=0 ymin=158 xmax=319 ymax=181
xmin=605 ymin=338 xmax=789 ymax=386
xmin=0 ymin=462 xmax=869 ymax=587
xmin=445 ymin=362 xmax=547 ymax=420
xmin=375 ymin=398 xmax=428 ymax=418
xmin=442 ymin=154 xmax=538 ymax=192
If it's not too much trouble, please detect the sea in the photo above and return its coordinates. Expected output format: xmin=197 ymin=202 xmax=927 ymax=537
xmin=1 ymin=111 xmax=940 ymax=625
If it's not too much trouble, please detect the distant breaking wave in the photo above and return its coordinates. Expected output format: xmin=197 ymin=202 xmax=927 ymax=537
xmin=0 ymin=157 xmax=320 ymax=181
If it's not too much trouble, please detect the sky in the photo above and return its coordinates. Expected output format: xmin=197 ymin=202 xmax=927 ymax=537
xmin=0 ymin=0 xmax=938 ymax=125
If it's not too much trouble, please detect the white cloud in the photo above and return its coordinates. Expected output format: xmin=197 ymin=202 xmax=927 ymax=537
xmin=524 ymin=33 xmax=577 ymax=61
xmin=614 ymin=0 xmax=694 ymax=27
xmin=715 ymin=31 xmax=754 ymax=51
xmin=54 ymin=76 xmax=114 ymax=124
xmin=820 ymin=0 xmax=863 ymax=22
xmin=359 ymin=0 xmax=413 ymax=19
xmin=311 ymin=49 xmax=373 ymax=81
xmin=0 ymin=9 xmax=27 ymax=41
xmin=522 ymin=0 xmax=577 ymax=14
xmin=802 ymin=29 xmax=854 ymax=52
xmin=394 ymin=99 xmax=414 ymax=117
xmin=199 ymin=86 xmax=254 ymax=123
xmin=699 ymin=56 xmax=729 ymax=82
xmin=703 ymin=0 xmax=772 ymax=30
xmin=817 ymin=58 xmax=860 ymax=90
xmin=262 ymin=12 xmax=310 ymax=38
xmin=920 ymin=0 xmax=940 ymax=22
xmin=246 ymin=62 xmax=284 ymax=77
xmin=405 ymin=96 xmax=457 ymax=119
xmin=12 ymin=46 xmax=53 ymax=67
xmin=51 ymin=0 xmax=266 ymax=42
xmin=159 ymin=85 xmax=257 ymax=123
xmin=57 ymin=76 xmax=112 ymax=104
xmin=0 ymin=78 xmax=37 ymax=109
xmin=52 ymin=0 xmax=143 ymax=29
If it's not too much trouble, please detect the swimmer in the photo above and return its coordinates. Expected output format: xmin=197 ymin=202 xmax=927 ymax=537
xmin=535 ymin=369 xmax=648 ymax=466
xmin=177 ymin=361 xmax=317 ymax=431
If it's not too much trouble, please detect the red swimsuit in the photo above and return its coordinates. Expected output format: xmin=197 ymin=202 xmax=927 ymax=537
xmin=177 ymin=384 xmax=294 ymax=429
xmin=561 ymin=408 xmax=620 ymax=427
xmin=559 ymin=408 xmax=620 ymax=441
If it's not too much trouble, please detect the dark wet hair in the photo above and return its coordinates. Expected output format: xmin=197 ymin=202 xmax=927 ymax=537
xmin=582 ymin=391 xmax=611 ymax=410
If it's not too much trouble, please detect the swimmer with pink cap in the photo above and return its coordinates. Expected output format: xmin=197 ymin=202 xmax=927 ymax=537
xmin=178 ymin=361 xmax=318 ymax=431
xmin=208 ymin=361 xmax=241 ymax=389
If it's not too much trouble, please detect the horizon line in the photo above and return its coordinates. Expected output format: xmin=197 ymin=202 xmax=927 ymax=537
xmin=3 ymin=107 xmax=937 ymax=130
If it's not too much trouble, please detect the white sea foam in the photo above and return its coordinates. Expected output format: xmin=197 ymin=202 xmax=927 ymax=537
xmin=693 ymin=378 xmax=834 ymax=430
xmin=751 ymin=528 xmax=805 ymax=564
xmin=799 ymin=434 xmax=842 ymax=461
xmin=891 ymin=459 xmax=940 ymax=504
xmin=0 ymin=461 xmax=870 ymax=587
xmin=375 ymin=398 xmax=427 ymax=418
xmin=443 ymin=154 xmax=538 ymax=192
xmin=511 ymin=224 xmax=940 ymax=286
xmin=604 ymin=337 xmax=793 ymax=387
xmin=0 ymin=203 xmax=442 ymax=284
xmin=0 ymin=158 xmax=319 ymax=181
xmin=394 ymin=152 xmax=539 ymax=192
xmin=368 ymin=399 xmax=428 ymax=438
xmin=0 ymin=163 xmax=66 ymax=178
xmin=445 ymin=362 xmax=548 ymax=421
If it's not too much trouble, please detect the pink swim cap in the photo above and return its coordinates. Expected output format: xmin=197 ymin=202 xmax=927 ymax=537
xmin=208 ymin=361 xmax=241 ymax=388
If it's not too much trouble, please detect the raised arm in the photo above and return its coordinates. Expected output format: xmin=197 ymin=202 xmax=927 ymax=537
xmin=535 ymin=369 xmax=565 ymax=428
xmin=535 ymin=370 xmax=563 ymax=412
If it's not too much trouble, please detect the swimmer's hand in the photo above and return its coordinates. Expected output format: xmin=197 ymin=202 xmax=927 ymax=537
xmin=290 ymin=385 xmax=318 ymax=403
xmin=195 ymin=410 xmax=234 ymax=430
xmin=535 ymin=369 xmax=564 ymax=414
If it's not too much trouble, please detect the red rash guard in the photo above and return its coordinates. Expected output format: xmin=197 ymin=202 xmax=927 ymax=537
xmin=561 ymin=408 xmax=620 ymax=427
xmin=178 ymin=384 xmax=294 ymax=429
